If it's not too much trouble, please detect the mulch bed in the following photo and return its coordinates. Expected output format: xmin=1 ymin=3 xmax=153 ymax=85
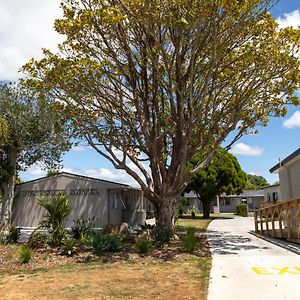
xmin=0 ymin=234 xmax=211 ymax=274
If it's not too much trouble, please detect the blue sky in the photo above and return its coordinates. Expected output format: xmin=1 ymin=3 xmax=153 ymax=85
xmin=1 ymin=0 xmax=300 ymax=186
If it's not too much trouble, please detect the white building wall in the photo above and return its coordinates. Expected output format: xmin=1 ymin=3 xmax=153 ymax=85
xmin=13 ymin=174 xmax=126 ymax=228
xmin=289 ymin=159 xmax=300 ymax=198
xmin=279 ymin=168 xmax=291 ymax=201
xmin=263 ymin=185 xmax=281 ymax=203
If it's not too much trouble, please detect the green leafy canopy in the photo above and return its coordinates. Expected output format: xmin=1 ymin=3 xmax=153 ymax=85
xmin=21 ymin=0 xmax=300 ymax=230
xmin=186 ymin=147 xmax=247 ymax=198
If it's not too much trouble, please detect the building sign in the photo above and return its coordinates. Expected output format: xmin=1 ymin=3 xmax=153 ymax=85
xmin=22 ymin=188 xmax=100 ymax=197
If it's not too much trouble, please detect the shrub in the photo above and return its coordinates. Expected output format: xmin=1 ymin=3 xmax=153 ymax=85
xmin=79 ymin=233 xmax=94 ymax=246
xmin=236 ymin=204 xmax=248 ymax=217
xmin=177 ymin=196 xmax=188 ymax=216
xmin=61 ymin=239 xmax=77 ymax=256
xmin=28 ymin=232 xmax=50 ymax=249
xmin=92 ymin=232 xmax=110 ymax=254
xmin=135 ymin=239 xmax=152 ymax=254
xmin=6 ymin=226 xmax=21 ymax=244
xmin=108 ymin=235 xmax=123 ymax=252
xmin=19 ymin=245 xmax=32 ymax=264
xmin=71 ymin=217 xmax=96 ymax=240
xmin=36 ymin=194 xmax=71 ymax=246
xmin=92 ymin=231 xmax=123 ymax=255
xmin=154 ymin=228 xmax=172 ymax=247
xmin=183 ymin=227 xmax=197 ymax=253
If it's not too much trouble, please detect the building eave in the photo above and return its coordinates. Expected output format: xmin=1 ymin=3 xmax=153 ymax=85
xmin=270 ymin=147 xmax=300 ymax=173
xmin=17 ymin=172 xmax=130 ymax=188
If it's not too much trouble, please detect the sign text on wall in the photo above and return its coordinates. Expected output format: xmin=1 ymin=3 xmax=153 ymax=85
xmin=22 ymin=188 xmax=100 ymax=197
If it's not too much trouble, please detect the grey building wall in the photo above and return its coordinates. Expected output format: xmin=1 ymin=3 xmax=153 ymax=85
xmin=213 ymin=194 xmax=264 ymax=213
xmin=263 ymin=185 xmax=281 ymax=203
xmin=12 ymin=173 xmax=130 ymax=228
xmin=288 ymin=158 xmax=300 ymax=198
xmin=278 ymin=158 xmax=300 ymax=201
xmin=217 ymin=198 xmax=239 ymax=213
xmin=279 ymin=167 xmax=291 ymax=201
xmin=121 ymin=190 xmax=146 ymax=225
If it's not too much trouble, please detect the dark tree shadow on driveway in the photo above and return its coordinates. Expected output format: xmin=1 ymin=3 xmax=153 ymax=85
xmin=206 ymin=230 xmax=269 ymax=255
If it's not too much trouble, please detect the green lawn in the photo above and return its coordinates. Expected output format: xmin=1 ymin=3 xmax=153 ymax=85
xmin=176 ymin=213 xmax=236 ymax=232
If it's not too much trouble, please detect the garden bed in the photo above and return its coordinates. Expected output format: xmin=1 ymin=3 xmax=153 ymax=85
xmin=0 ymin=234 xmax=210 ymax=274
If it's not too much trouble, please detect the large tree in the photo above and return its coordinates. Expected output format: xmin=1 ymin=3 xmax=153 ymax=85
xmin=0 ymin=85 xmax=70 ymax=227
xmin=23 ymin=0 xmax=300 ymax=232
xmin=185 ymin=147 xmax=247 ymax=219
xmin=245 ymin=174 xmax=269 ymax=190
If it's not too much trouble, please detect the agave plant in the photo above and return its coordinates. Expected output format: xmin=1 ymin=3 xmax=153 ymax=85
xmin=36 ymin=194 xmax=71 ymax=246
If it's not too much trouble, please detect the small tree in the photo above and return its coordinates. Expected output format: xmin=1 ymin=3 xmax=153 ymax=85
xmin=0 ymin=84 xmax=71 ymax=227
xmin=36 ymin=194 xmax=71 ymax=246
xmin=186 ymin=148 xmax=247 ymax=219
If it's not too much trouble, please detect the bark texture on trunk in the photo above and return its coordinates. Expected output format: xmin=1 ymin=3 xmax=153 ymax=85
xmin=155 ymin=195 xmax=177 ymax=232
xmin=0 ymin=147 xmax=17 ymax=228
xmin=201 ymin=196 xmax=211 ymax=219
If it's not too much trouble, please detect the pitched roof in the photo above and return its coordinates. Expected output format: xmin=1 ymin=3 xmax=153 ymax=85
xmin=261 ymin=183 xmax=280 ymax=189
xmin=270 ymin=147 xmax=300 ymax=173
xmin=184 ymin=189 xmax=264 ymax=198
xmin=224 ymin=189 xmax=264 ymax=197
xmin=17 ymin=171 xmax=129 ymax=187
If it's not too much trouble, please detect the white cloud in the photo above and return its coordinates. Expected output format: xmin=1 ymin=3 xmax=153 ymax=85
xmin=71 ymin=145 xmax=87 ymax=152
xmin=60 ymin=167 xmax=140 ymax=187
xmin=25 ymin=164 xmax=47 ymax=177
xmin=23 ymin=165 xmax=140 ymax=187
xmin=283 ymin=111 xmax=300 ymax=129
xmin=0 ymin=0 xmax=62 ymax=81
xmin=248 ymin=171 xmax=261 ymax=176
xmin=276 ymin=10 xmax=300 ymax=29
xmin=230 ymin=143 xmax=263 ymax=156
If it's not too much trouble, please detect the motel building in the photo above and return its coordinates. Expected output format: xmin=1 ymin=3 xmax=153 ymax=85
xmin=254 ymin=147 xmax=300 ymax=244
xmin=12 ymin=172 xmax=153 ymax=229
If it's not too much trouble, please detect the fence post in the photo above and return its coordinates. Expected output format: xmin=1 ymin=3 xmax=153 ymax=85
xmin=287 ymin=207 xmax=292 ymax=240
xmin=254 ymin=210 xmax=258 ymax=233
xmin=271 ymin=209 xmax=276 ymax=237
xmin=259 ymin=210 xmax=264 ymax=234
xmin=278 ymin=206 xmax=283 ymax=238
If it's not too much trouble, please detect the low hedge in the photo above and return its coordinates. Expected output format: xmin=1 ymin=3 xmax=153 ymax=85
xmin=236 ymin=204 xmax=248 ymax=217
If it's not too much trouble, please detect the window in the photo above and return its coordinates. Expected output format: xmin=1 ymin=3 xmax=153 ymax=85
xmin=267 ymin=193 xmax=271 ymax=202
xmin=272 ymin=192 xmax=278 ymax=201
xmin=241 ymin=198 xmax=247 ymax=204
xmin=221 ymin=198 xmax=231 ymax=206
xmin=111 ymin=194 xmax=119 ymax=209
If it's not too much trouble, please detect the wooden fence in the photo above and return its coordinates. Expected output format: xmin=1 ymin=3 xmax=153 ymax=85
xmin=254 ymin=197 xmax=300 ymax=244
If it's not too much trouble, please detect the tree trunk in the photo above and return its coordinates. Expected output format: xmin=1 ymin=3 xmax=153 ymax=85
xmin=0 ymin=147 xmax=17 ymax=228
xmin=201 ymin=196 xmax=212 ymax=219
xmin=155 ymin=195 xmax=177 ymax=233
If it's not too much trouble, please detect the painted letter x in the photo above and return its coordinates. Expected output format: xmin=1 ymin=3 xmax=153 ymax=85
xmin=273 ymin=267 xmax=298 ymax=275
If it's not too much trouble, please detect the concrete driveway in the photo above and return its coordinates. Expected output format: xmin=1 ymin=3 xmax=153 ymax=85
xmin=207 ymin=216 xmax=300 ymax=300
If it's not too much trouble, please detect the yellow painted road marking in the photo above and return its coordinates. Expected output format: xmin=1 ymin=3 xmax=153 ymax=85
xmin=252 ymin=267 xmax=300 ymax=275
xmin=272 ymin=267 xmax=299 ymax=275
xmin=252 ymin=267 xmax=274 ymax=275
